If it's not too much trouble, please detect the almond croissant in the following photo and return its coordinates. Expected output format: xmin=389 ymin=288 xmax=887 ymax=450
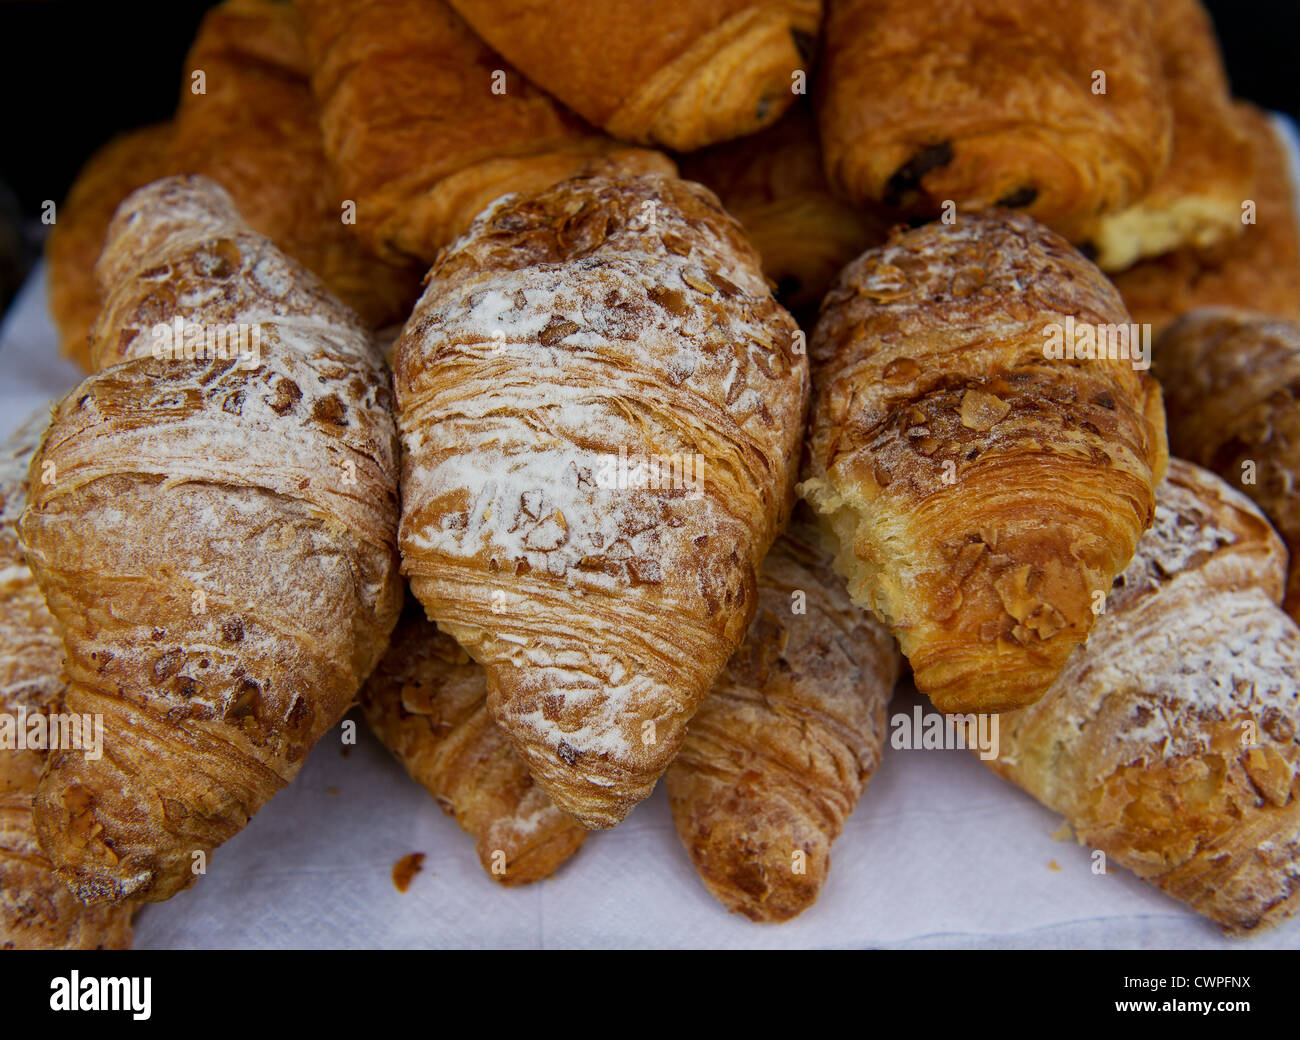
xmin=392 ymin=174 xmax=809 ymax=827
xmin=359 ymin=600 xmax=586 ymax=886
xmin=801 ymin=211 xmax=1168 ymax=713
xmin=987 ymin=459 xmax=1300 ymax=935
xmin=1 ymin=412 xmax=134 ymax=948
xmin=19 ymin=176 xmax=402 ymax=904
xmin=666 ymin=518 xmax=899 ymax=922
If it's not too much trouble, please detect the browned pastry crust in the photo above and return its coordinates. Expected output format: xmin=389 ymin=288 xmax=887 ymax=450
xmin=678 ymin=102 xmax=887 ymax=312
xmin=1113 ymin=104 xmax=1300 ymax=334
xmin=20 ymin=177 xmax=402 ymax=904
xmin=294 ymin=0 xmax=676 ymax=266
xmin=990 ymin=459 xmax=1300 ymax=935
xmin=801 ymin=211 xmax=1168 ymax=714
xmin=1153 ymin=309 xmax=1300 ymax=622
xmin=359 ymin=601 xmax=586 ymax=886
xmin=1077 ymin=0 xmax=1253 ymax=272
xmin=0 ymin=413 xmax=134 ymax=949
xmin=44 ymin=124 xmax=174 ymax=372
xmin=174 ymin=0 xmax=421 ymax=328
xmin=447 ymin=0 xmax=819 ymax=151
xmin=665 ymin=519 xmax=899 ymax=922
xmin=818 ymin=0 xmax=1172 ymax=241
xmin=392 ymin=174 xmax=808 ymax=827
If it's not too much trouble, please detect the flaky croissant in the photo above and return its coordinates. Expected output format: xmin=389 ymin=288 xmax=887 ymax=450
xmin=294 ymin=0 xmax=675 ymax=266
xmin=665 ymin=518 xmax=899 ymax=922
xmin=1 ymin=412 xmax=134 ymax=949
xmin=987 ymin=459 xmax=1300 ymax=934
xmin=1075 ymin=0 xmax=1252 ymax=273
xmin=801 ymin=211 xmax=1168 ymax=713
xmin=1153 ymin=309 xmax=1300 ymax=622
xmin=1113 ymin=104 xmax=1300 ymax=335
xmin=392 ymin=174 xmax=808 ymax=828
xmin=359 ymin=600 xmax=586 ymax=886
xmin=818 ymin=0 xmax=1171 ymax=241
xmin=446 ymin=0 xmax=819 ymax=151
xmin=19 ymin=176 xmax=402 ymax=904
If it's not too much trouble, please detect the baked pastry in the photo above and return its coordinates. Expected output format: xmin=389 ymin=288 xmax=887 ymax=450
xmin=800 ymin=211 xmax=1168 ymax=713
xmin=1113 ymin=105 xmax=1300 ymax=334
xmin=1153 ymin=309 xmax=1300 ymax=621
xmin=1076 ymin=0 xmax=1253 ymax=272
xmin=392 ymin=174 xmax=808 ymax=827
xmin=174 ymin=0 xmax=421 ymax=328
xmin=20 ymin=176 xmax=403 ymax=904
xmin=294 ymin=0 xmax=676 ymax=266
xmin=678 ymin=102 xmax=887 ymax=313
xmin=0 ymin=412 xmax=134 ymax=949
xmin=818 ymin=0 xmax=1172 ymax=241
xmin=44 ymin=123 xmax=174 ymax=372
xmin=359 ymin=600 xmax=586 ymax=886
xmin=665 ymin=518 xmax=899 ymax=922
xmin=988 ymin=459 xmax=1300 ymax=935
xmin=446 ymin=0 xmax=819 ymax=151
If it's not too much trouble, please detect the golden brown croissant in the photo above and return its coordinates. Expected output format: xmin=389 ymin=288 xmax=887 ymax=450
xmin=1153 ymin=309 xmax=1300 ymax=622
xmin=1112 ymin=104 xmax=1300 ymax=335
xmin=0 ymin=412 xmax=134 ymax=949
xmin=359 ymin=600 xmax=586 ymax=886
xmin=446 ymin=0 xmax=819 ymax=151
xmin=800 ymin=211 xmax=1168 ymax=714
xmin=1075 ymin=0 xmax=1252 ymax=272
xmin=987 ymin=459 xmax=1300 ymax=935
xmin=19 ymin=176 xmax=402 ymax=904
xmin=392 ymin=174 xmax=809 ymax=827
xmin=678 ymin=102 xmax=887 ymax=313
xmin=174 ymin=0 xmax=421 ymax=328
xmin=294 ymin=0 xmax=676 ymax=266
xmin=44 ymin=123 xmax=174 ymax=372
xmin=665 ymin=518 xmax=899 ymax=922
xmin=818 ymin=0 xmax=1171 ymax=241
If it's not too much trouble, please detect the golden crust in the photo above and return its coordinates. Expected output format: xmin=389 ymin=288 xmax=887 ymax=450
xmin=665 ymin=519 xmax=899 ymax=922
xmin=1077 ymin=0 xmax=1253 ymax=272
xmin=393 ymin=174 xmax=808 ymax=827
xmin=990 ymin=460 xmax=1300 ymax=935
xmin=0 ymin=414 xmax=134 ymax=949
xmin=1154 ymin=309 xmax=1300 ymax=622
xmin=359 ymin=601 xmax=586 ymax=886
xmin=818 ymin=0 xmax=1171 ymax=240
xmin=801 ymin=211 xmax=1168 ymax=713
xmin=20 ymin=177 xmax=402 ymax=904
xmin=44 ymin=124 xmax=175 ymax=373
xmin=678 ymin=103 xmax=887 ymax=312
xmin=294 ymin=0 xmax=676 ymax=265
xmin=1112 ymin=104 xmax=1300 ymax=334
xmin=447 ymin=0 xmax=818 ymax=151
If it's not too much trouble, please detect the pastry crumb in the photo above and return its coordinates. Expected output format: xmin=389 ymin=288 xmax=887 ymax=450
xmin=1048 ymin=860 xmax=1062 ymax=872
xmin=1050 ymin=821 xmax=1074 ymax=842
xmin=392 ymin=852 xmax=425 ymax=892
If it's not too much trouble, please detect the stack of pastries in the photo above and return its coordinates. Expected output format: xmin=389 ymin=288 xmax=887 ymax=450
xmin=5 ymin=0 xmax=1299 ymax=945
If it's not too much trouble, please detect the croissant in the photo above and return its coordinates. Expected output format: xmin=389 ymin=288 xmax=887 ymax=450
xmin=392 ymin=174 xmax=809 ymax=827
xmin=678 ymin=102 xmax=886 ymax=313
xmin=1075 ymin=0 xmax=1252 ymax=273
xmin=1152 ymin=309 xmax=1300 ymax=622
xmin=359 ymin=600 xmax=586 ymax=885
xmin=800 ymin=211 xmax=1168 ymax=714
xmin=19 ymin=176 xmax=402 ymax=904
xmin=445 ymin=0 xmax=819 ymax=151
xmin=986 ymin=459 xmax=1300 ymax=934
xmin=44 ymin=123 xmax=174 ymax=372
xmin=818 ymin=0 xmax=1171 ymax=241
xmin=1112 ymin=104 xmax=1300 ymax=335
xmin=1 ymin=412 xmax=134 ymax=949
xmin=665 ymin=518 xmax=899 ymax=922
xmin=294 ymin=0 xmax=676 ymax=266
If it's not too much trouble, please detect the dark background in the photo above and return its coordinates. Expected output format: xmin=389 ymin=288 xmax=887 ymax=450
xmin=1 ymin=0 xmax=1297 ymax=314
